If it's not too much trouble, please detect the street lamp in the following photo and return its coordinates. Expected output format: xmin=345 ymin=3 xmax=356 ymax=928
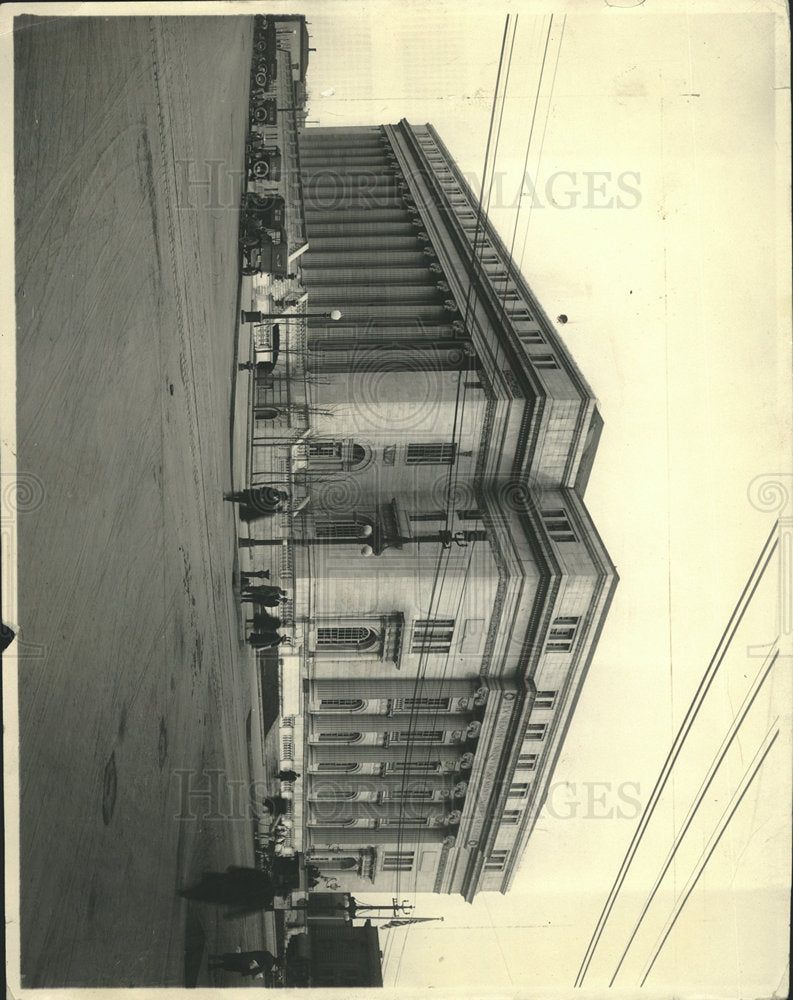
xmin=241 ymin=308 xmax=342 ymax=324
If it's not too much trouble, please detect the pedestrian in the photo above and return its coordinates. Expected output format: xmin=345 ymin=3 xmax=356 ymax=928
xmin=251 ymin=611 xmax=282 ymax=631
xmin=224 ymin=487 xmax=288 ymax=513
xmin=241 ymin=593 xmax=282 ymax=608
xmin=248 ymin=633 xmax=288 ymax=649
xmin=179 ymin=866 xmax=276 ymax=917
xmin=208 ymin=950 xmax=279 ymax=978
xmin=262 ymin=795 xmax=289 ymax=816
xmin=242 ymin=585 xmax=287 ymax=601
xmin=277 ymin=769 xmax=300 ymax=783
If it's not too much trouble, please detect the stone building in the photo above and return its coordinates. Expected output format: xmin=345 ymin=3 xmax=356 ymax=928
xmin=244 ymin=120 xmax=617 ymax=902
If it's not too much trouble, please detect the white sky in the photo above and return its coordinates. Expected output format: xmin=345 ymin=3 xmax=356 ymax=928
xmin=290 ymin=1 xmax=792 ymax=996
xmin=0 ymin=2 xmax=789 ymax=997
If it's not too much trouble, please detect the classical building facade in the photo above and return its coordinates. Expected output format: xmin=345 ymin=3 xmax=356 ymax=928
xmin=244 ymin=120 xmax=617 ymax=902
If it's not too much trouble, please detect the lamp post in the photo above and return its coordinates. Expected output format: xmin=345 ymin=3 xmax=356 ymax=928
xmin=241 ymin=308 xmax=342 ymax=324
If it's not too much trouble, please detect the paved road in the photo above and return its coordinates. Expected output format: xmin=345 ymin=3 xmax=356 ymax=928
xmin=14 ymin=15 xmax=265 ymax=986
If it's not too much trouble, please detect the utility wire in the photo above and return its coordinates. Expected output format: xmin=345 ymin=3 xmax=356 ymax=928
xmin=574 ymin=524 xmax=779 ymax=986
xmin=639 ymin=722 xmax=780 ymax=987
xmin=609 ymin=642 xmax=780 ymax=985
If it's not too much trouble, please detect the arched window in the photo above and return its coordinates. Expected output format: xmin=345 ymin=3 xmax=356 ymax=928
xmin=317 ymin=627 xmax=380 ymax=651
xmin=313 ymin=788 xmax=358 ymax=800
xmin=317 ymin=732 xmax=362 ymax=743
xmin=307 ymin=440 xmax=370 ymax=472
xmin=312 ymin=856 xmax=358 ymax=871
xmin=319 ymin=698 xmax=366 ymax=712
xmin=316 ymin=762 xmax=359 ymax=773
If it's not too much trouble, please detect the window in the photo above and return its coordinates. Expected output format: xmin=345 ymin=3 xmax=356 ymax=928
xmin=503 ymin=810 xmax=522 ymax=825
xmin=309 ymin=442 xmax=342 ymax=459
xmin=509 ymin=782 xmax=530 ymax=798
xmin=532 ymin=354 xmax=559 ymax=370
xmin=316 ymin=520 xmax=371 ymax=540
xmin=526 ymin=724 xmax=547 ymax=742
xmin=518 ymin=753 xmax=538 ymax=770
xmin=392 ymin=697 xmax=451 ymax=712
xmin=517 ymin=329 xmax=544 ymax=345
xmin=534 ymin=690 xmax=557 ymax=710
xmin=379 ymin=817 xmax=429 ymax=828
xmin=406 ymin=443 xmax=456 ymax=465
xmin=390 ymin=730 xmax=444 ymax=744
xmin=317 ymin=626 xmax=380 ymax=650
xmin=386 ymin=761 xmax=439 ymax=773
xmin=317 ymin=732 xmax=362 ymax=744
xmin=484 ymin=850 xmax=509 ymax=871
xmin=542 ymin=508 xmax=577 ymax=543
xmin=307 ymin=440 xmax=368 ymax=471
xmin=320 ymin=698 xmax=365 ymax=711
xmin=385 ymin=789 xmax=434 ymax=801
xmin=409 ymin=510 xmax=447 ymax=522
xmin=317 ymin=762 xmax=359 ymax=772
xmin=546 ymin=617 xmax=580 ymax=653
xmin=411 ymin=619 xmax=455 ymax=655
xmin=383 ymin=851 xmax=414 ymax=872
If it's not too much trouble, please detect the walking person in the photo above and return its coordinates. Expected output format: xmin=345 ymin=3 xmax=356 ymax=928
xmin=208 ymin=950 xmax=280 ymax=979
xmin=224 ymin=487 xmax=288 ymax=513
xmin=242 ymin=584 xmax=288 ymax=601
xmin=247 ymin=633 xmax=289 ymax=649
xmin=250 ymin=611 xmax=282 ymax=632
xmin=277 ymin=769 xmax=300 ymax=783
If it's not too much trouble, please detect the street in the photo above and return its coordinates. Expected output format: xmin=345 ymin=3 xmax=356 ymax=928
xmin=14 ymin=15 xmax=268 ymax=986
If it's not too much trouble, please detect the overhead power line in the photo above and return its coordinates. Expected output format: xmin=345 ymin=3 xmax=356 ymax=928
xmin=575 ymin=524 xmax=779 ymax=987
xmin=639 ymin=722 xmax=781 ymax=987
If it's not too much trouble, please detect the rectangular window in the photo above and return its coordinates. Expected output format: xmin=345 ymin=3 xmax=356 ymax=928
xmin=309 ymin=441 xmax=342 ymax=458
xmin=406 ymin=443 xmax=456 ymax=465
xmin=411 ymin=619 xmax=455 ymax=655
xmin=379 ymin=817 xmax=429 ymax=828
xmin=385 ymin=789 xmax=434 ymax=801
xmin=517 ymin=329 xmax=544 ymax=345
xmin=534 ymin=690 xmax=557 ymax=710
xmin=383 ymin=851 xmax=415 ymax=872
xmin=393 ymin=697 xmax=451 ymax=712
xmin=532 ymin=354 xmax=559 ymax=370
xmin=503 ymin=810 xmax=522 ymax=825
xmin=526 ymin=723 xmax=547 ymax=741
xmin=484 ymin=850 xmax=509 ymax=871
xmin=546 ymin=617 xmax=580 ymax=653
xmin=509 ymin=782 xmax=530 ymax=798
xmin=386 ymin=761 xmax=439 ymax=773
xmin=542 ymin=508 xmax=577 ymax=543
xmin=390 ymin=731 xmax=444 ymax=744
xmin=518 ymin=753 xmax=538 ymax=770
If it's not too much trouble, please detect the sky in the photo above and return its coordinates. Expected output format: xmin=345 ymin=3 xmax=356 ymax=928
xmin=1 ymin=1 xmax=789 ymax=997
xmin=287 ymin=1 xmax=792 ymax=995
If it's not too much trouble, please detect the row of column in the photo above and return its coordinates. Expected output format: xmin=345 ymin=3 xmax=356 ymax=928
xmin=300 ymin=127 xmax=458 ymax=330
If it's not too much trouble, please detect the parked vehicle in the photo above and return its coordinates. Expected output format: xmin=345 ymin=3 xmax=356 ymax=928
xmin=246 ymin=148 xmax=282 ymax=182
xmin=242 ymin=229 xmax=288 ymax=278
